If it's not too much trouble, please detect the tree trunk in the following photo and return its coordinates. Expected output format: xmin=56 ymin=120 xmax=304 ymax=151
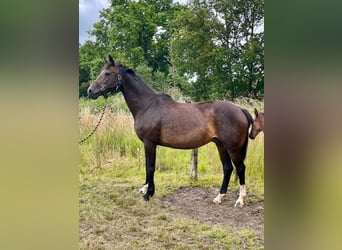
xmin=185 ymin=97 xmax=198 ymax=180
xmin=190 ymin=148 xmax=198 ymax=180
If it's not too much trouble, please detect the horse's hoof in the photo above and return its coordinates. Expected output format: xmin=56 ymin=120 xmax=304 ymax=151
xmin=234 ymin=201 xmax=244 ymax=208
xmin=213 ymin=193 xmax=225 ymax=205
xmin=212 ymin=199 xmax=221 ymax=205
xmin=142 ymin=195 xmax=150 ymax=201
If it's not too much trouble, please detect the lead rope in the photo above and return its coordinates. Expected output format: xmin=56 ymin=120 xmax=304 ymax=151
xmin=79 ymin=98 xmax=107 ymax=144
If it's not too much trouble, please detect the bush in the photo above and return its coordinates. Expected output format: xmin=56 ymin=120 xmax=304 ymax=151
xmin=79 ymin=82 xmax=90 ymax=97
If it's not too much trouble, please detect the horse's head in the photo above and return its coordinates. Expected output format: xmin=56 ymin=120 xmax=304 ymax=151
xmin=249 ymin=108 xmax=264 ymax=139
xmin=87 ymin=55 xmax=122 ymax=99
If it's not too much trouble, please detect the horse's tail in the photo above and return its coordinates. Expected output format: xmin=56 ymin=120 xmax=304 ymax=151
xmin=241 ymin=108 xmax=253 ymax=129
xmin=234 ymin=108 xmax=253 ymax=182
xmin=241 ymin=108 xmax=255 ymax=140
xmin=240 ymin=108 xmax=252 ymax=161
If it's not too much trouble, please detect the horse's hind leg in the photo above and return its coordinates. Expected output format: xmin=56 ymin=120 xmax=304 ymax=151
xmin=232 ymin=156 xmax=247 ymax=207
xmin=213 ymin=143 xmax=234 ymax=205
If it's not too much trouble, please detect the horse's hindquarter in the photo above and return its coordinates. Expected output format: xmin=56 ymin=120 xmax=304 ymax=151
xmin=211 ymin=101 xmax=249 ymax=146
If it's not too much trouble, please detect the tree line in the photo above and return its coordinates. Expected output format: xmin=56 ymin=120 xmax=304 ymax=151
xmin=79 ymin=0 xmax=264 ymax=101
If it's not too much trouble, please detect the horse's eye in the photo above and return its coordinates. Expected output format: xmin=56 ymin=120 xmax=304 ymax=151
xmin=105 ymin=72 xmax=111 ymax=76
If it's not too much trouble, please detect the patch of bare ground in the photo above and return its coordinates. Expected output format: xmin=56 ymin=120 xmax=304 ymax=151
xmin=162 ymin=187 xmax=264 ymax=246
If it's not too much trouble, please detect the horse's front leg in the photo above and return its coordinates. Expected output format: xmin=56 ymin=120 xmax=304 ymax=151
xmin=138 ymin=183 xmax=148 ymax=194
xmin=137 ymin=167 xmax=148 ymax=194
xmin=142 ymin=141 xmax=156 ymax=201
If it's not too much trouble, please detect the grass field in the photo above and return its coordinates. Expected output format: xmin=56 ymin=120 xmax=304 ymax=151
xmin=79 ymin=95 xmax=264 ymax=249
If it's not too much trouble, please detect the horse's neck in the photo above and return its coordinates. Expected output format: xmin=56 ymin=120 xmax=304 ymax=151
xmin=121 ymin=74 xmax=156 ymax=118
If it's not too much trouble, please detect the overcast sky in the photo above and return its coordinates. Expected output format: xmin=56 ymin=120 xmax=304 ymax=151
xmin=79 ymin=0 xmax=187 ymax=44
xmin=79 ymin=0 xmax=110 ymax=44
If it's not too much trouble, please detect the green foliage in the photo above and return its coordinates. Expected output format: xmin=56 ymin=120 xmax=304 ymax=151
xmin=79 ymin=94 xmax=130 ymax=114
xmin=79 ymin=67 xmax=90 ymax=84
xmin=79 ymin=0 xmax=264 ymax=100
xmin=135 ymin=64 xmax=185 ymax=95
xmin=79 ymin=82 xmax=89 ymax=98
xmin=135 ymin=64 xmax=153 ymax=85
xmin=170 ymin=0 xmax=264 ymax=100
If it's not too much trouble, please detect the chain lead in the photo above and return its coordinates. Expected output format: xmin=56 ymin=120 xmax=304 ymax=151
xmin=79 ymin=98 xmax=107 ymax=144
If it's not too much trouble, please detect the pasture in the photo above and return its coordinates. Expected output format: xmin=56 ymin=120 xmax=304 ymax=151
xmin=79 ymin=95 xmax=264 ymax=249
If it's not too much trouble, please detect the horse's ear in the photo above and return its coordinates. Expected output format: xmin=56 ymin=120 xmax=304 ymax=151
xmin=254 ymin=108 xmax=259 ymax=116
xmin=108 ymin=55 xmax=115 ymax=64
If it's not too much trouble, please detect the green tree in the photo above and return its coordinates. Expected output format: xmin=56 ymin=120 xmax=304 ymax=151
xmin=79 ymin=0 xmax=264 ymax=100
xmin=169 ymin=1 xmax=217 ymax=101
xmin=79 ymin=0 xmax=186 ymax=97
xmin=92 ymin=0 xmax=177 ymax=72
xmin=170 ymin=0 xmax=264 ymax=100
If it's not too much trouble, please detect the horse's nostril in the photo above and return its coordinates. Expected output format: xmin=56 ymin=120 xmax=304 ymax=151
xmin=87 ymin=87 xmax=92 ymax=95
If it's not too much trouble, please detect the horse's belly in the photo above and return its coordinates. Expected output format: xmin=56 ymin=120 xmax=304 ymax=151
xmin=159 ymin=129 xmax=213 ymax=149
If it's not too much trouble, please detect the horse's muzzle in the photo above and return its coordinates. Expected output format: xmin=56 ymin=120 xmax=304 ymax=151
xmin=87 ymin=86 xmax=100 ymax=99
xmin=87 ymin=87 xmax=92 ymax=98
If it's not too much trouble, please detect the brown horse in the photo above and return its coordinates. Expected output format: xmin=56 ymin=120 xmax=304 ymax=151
xmin=87 ymin=56 xmax=253 ymax=207
xmin=249 ymin=108 xmax=264 ymax=139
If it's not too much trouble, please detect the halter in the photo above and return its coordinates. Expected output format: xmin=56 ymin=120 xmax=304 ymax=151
xmin=116 ymin=74 xmax=122 ymax=91
xmin=102 ymin=72 xmax=123 ymax=99
xmin=79 ymin=67 xmax=123 ymax=143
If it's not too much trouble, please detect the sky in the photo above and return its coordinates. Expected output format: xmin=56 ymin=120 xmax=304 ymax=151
xmin=79 ymin=0 xmax=187 ymax=44
xmin=79 ymin=0 xmax=110 ymax=44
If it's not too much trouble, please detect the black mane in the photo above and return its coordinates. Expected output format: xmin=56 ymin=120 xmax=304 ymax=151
xmin=120 ymin=64 xmax=136 ymax=76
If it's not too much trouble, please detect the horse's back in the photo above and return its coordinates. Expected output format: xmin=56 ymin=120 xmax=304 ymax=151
xmin=163 ymin=99 xmax=249 ymax=130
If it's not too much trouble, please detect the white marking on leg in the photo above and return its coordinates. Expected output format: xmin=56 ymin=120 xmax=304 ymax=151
xmin=138 ymin=184 xmax=148 ymax=194
xmin=213 ymin=193 xmax=225 ymax=205
xmin=234 ymin=185 xmax=247 ymax=207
